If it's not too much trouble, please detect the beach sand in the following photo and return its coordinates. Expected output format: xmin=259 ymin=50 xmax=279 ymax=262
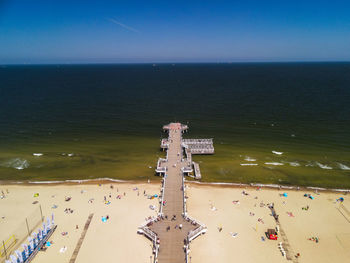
xmin=187 ymin=184 xmax=350 ymax=263
xmin=0 ymin=182 xmax=349 ymax=263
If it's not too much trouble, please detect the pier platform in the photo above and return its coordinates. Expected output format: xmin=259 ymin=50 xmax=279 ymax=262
xmin=139 ymin=123 xmax=212 ymax=262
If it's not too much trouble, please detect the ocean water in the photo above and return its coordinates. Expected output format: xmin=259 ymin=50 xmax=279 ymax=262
xmin=0 ymin=63 xmax=349 ymax=188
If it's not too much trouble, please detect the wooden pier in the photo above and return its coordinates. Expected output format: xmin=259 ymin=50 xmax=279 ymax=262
xmin=139 ymin=123 xmax=213 ymax=262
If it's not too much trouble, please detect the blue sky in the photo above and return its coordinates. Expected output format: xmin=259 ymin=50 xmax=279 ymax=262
xmin=0 ymin=0 xmax=350 ymax=63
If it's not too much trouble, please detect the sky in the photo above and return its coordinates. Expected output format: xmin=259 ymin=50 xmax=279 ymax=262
xmin=0 ymin=0 xmax=350 ymax=64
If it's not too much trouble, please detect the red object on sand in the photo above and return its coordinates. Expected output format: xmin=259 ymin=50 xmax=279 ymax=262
xmin=269 ymin=234 xmax=278 ymax=240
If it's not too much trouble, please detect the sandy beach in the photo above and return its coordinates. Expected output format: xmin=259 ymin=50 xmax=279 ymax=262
xmin=0 ymin=182 xmax=349 ymax=263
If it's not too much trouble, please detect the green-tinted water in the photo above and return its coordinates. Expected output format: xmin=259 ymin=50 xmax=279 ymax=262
xmin=0 ymin=63 xmax=349 ymax=188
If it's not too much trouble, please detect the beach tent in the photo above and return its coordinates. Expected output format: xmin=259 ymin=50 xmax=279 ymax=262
xmin=15 ymin=250 xmax=23 ymax=263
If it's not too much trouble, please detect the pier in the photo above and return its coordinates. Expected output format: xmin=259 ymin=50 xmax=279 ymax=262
xmin=138 ymin=123 xmax=214 ymax=262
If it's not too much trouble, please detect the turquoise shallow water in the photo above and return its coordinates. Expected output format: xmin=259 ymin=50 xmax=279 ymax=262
xmin=0 ymin=63 xmax=349 ymax=188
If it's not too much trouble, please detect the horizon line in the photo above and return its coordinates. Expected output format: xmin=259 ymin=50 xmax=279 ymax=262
xmin=1 ymin=60 xmax=350 ymax=66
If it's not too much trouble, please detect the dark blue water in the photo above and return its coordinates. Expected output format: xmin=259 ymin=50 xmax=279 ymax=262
xmin=0 ymin=63 xmax=349 ymax=187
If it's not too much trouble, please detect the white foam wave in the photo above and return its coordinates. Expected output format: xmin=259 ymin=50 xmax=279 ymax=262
xmin=191 ymin=182 xmax=350 ymax=192
xmin=240 ymin=163 xmax=258 ymax=166
xmin=28 ymin=178 xmax=127 ymax=184
xmin=33 ymin=153 xmax=43 ymax=157
xmin=1 ymin=178 xmax=349 ymax=193
xmin=337 ymin=163 xmax=350 ymax=170
xmin=1 ymin=158 xmax=29 ymax=170
xmin=272 ymin=151 xmax=283 ymax=155
xmin=315 ymin=162 xmax=333 ymax=170
xmin=265 ymin=162 xmax=284 ymax=166
xmin=244 ymin=157 xmax=256 ymax=162
xmin=288 ymin=162 xmax=300 ymax=167
xmin=62 ymin=153 xmax=75 ymax=157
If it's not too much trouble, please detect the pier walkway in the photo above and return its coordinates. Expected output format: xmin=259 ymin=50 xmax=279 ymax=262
xmin=138 ymin=123 xmax=213 ymax=262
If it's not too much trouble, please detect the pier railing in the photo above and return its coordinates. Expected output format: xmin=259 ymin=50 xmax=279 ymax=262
xmin=188 ymin=225 xmax=207 ymax=242
xmin=184 ymin=214 xmax=207 ymax=242
xmin=159 ymin=177 xmax=166 ymax=216
xmin=156 ymin=158 xmax=167 ymax=174
xmin=182 ymin=176 xmax=187 ymax=217
xmin=161 ymin=139 xmax=169 ymax=149
xmin=192 ymin=161 xmax=201 ymax=179
xmin=138 ymin=218 xmax=159 ymax=263
xmin=182 ymin=138 xmax=214 ymax=155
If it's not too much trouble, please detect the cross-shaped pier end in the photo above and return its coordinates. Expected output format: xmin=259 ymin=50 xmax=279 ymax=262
xmin=138 ymin=123 xmax=214 ymax=263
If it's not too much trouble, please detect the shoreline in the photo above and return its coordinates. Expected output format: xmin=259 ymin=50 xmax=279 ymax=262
xmin=1 ymin=179 xmax=349 ymax=263
xmin=1 ymin=177 xmax=349 ymax=193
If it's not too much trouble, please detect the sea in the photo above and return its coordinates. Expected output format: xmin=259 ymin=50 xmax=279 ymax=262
xmin=0 ymin=63 xmax=349 ymax=188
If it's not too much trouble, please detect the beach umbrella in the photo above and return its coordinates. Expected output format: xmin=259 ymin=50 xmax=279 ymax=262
xmin=15 ymin=250 xmax=24 ymax=263
xmin=43 ymin=222 xmax=47 ymax=236
xmin=283 ymin=193 xmax=288 ymax=197
xmin=22 ymin=244 xmax=28 ymax=258
xmin=21 ymin=250 xmax=26 ymax=261
xmin=31 ymin=233 xmax=38 ymax=247
xmin=38 ymin=228 xmax=43 ymax=240
xmin=47 ymin=218 xmax=51 ymax=231
xmin=28 ymin=237 xmax=34 ymax=251
xmin=10 ymin=255 xmax=17 ymax=263
xmin=51 ymin=213 xmax=55 ymax=226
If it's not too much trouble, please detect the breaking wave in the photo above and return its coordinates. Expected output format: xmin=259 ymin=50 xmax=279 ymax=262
xmin=337 ymin=163 xmax=350 ymax=170
xmin=315 ymin=162 xmax=333 ymax=170
xmin=240 ymin=163 xmax=258 ymax=166
xmin=265 ymin=162 xmax=284 ymax=166
xmin=0 ymin=158 xmax=30 ymax=170
xmin=272 ymin=151 xmax=283 ymax=155
xmin=288 ymin=161 xmax=300 ymax=167
xmin=244 ymin=156 xmax=256 ymax=162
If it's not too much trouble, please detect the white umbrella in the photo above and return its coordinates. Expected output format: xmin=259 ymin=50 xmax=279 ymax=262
xmin=10 ymin=255 xmax=17 ymax=263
